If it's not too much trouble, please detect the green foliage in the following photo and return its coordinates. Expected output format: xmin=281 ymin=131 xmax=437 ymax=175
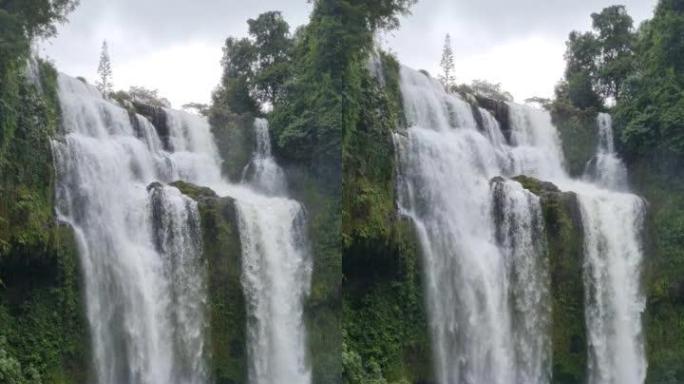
xmin=591 ymin=6 xmax=637 ymax=100
xmin=469 ymin=79 xmax=513 ymax=102
xmin=556 ymin=5 xmax=636 ymax=109
xmin=0 ymin=58 xmax=90 ymax=384
xmin=248 ymin=11 xmax=293 ymax=105
xmin=341 ymin=50 xmax=432 ymax=384
xmin=340 ymin=0 xmax=417 ymax=31
xmin=0 ymin=0 xmax=78 ymax=40
xmin=626 ymin=157 xmax=684 ymax=383
xmin=556 ymin=31 xmax=603 ymax=110
xmin=111 ymin=86 xmax=171 ymax=108
xmin=614 ymin=0 xmax=684 ymax=158
xmin=0 ymin=336 xmax=41 ymax=384
xmin=214 ymin=10 xmax=293 ymax=117
xmin=271 ymin=0 xmax=414 ymax=172
xmin=192 ymin=193 xmax=248 ymax=384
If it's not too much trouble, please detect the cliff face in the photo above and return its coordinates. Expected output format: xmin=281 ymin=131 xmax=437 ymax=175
xmin=628 ymin=156 xmax=684 ymax=383
xmin=513 ymin=176 xmax=587 ymax=383
xmin=342 ymin=53 xmax=433 ymax=384
xmin=171 ymin=181 xmax=248 ymax=384
xmin=0 ymin=60 xmax=90 ymax=383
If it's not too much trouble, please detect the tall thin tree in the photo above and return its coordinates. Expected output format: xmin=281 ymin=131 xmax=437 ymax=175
xmin=439 ymin=34 xmax=455 ymax=90
xmin=96 ymin=40 xmax=113 ymax=96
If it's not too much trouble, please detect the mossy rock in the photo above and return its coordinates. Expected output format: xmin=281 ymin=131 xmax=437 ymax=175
xmin=514 ymin=175 xmax=587 ymax=383
xmin=174 ymin=183 xmax=248 ymax=384
xmin=511 ymin=175 xmax=561 ymax=196
xmin=627 ymin=156 xmax=684 ymax=383
xmin=169 ymin=180 xmax=218 ymax=200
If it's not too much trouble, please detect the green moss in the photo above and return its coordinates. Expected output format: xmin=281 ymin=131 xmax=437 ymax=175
xmin=342 ymin=51 xmax=432 ymax=384
xmin=169 ymin=180 xmax=218 ymax=200
xmin=283 ymin=163 xmax=342 ymax=384
xmin=517 ymin=177 xmax=587 ymax=383
xmin=627 ymin=156 xmax=684 ymax=383
xmin=188 ymin=192 xmax=248 ymax=384
xmin=343 ymin=219 xmax=432 ymax=384
xmin=0 ymin=59 xmax=91 ymax=383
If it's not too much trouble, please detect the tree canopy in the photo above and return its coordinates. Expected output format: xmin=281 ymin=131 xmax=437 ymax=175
xmin=556 ymin=5 xmax=636 ymax=110
xmin=0 ymin=0 xmax=79 ymax=71
xmin=613 ymin=0 xmax=684 ymax=157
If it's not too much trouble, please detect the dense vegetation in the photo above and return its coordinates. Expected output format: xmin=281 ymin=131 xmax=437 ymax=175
xmin=2 ymin=0 xmax=684 ymax=383
xmin=0 ymin=2 xmax=89 ymax=383
xmin=554 ymin=2 xmax=684 ymax=382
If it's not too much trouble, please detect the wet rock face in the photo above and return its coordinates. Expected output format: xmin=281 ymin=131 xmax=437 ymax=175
xmin=171 ymin=181 xmax=247 ymax=384
xmin=495 ymin=175 xmax=587 ymax=382
xmin=134 ymin=102 xmax=171 ymax=150
xmin=512 ymin=175 xmax=561 ymax=196
xmin=476 ymin=95 xmax=512 ymax=143
xmin=170 ymin=180 xmax=218 ymax=200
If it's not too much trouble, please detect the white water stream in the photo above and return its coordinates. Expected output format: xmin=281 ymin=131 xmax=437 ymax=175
xmin=53 ymin=74 xmax=311 ymax=384
xmin=396 ymin=67 xmax=646 ymax=384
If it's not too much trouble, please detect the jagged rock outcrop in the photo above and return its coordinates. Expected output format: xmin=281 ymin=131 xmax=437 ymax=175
xmin=172 ymin=181 xmax=247 ymax=384
xmin=476 ymin=95 xmax=512 ymax=143
xmin=133 ymin=102 xmax=172 ymax=150
xmin=512 ymin=175 xmax=587 ymax=383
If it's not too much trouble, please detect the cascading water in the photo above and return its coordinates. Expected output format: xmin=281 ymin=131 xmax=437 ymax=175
xmin=53 ymin=74 xmax=210 ymax=384
xmin=579 ymin=115 xmax=646 ymax=384
xmin=396 ymin=68 xmax=552 ymax=384
xmin=52 ymin=74 xmax=312 ymax=384
xmin=237 ymin=118 xmax=312 ymax=384
xmin=584 ymin=113 xmax=629 ymax=190
xmin=395 ymin=66 xmax=646 ymax=384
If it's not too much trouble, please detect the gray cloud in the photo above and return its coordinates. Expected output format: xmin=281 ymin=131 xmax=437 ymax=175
xmin=40 ymin=0 xmax=658 ymax=104
xmin=40 ymin=0 xmax=312 ymax=103
xmin=384 ymin=0 xmax=657 ymax=98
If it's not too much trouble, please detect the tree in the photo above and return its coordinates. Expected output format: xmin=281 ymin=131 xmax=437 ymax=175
xmin=591 ymin=5 xmax=636 ymax=100
xmin=439 ymin=34 xmax=455 ymax=90
xmin=343 ymin=0 xmax=418 ymax=31
xmin=96 ymin=41 xmax=113 ymax=95
xmin=247 ymin=11 xmax=293 ymax=105
xmin=557 ymin=5 xmax=636 ymax=110
xmin=614 ymin=0 xmax=684 ymax=157
xmin=470 ymin=79 xmax=513 ymax=102
xmin=128 ymin=86 xmax=170 ymax=107
xmin=0 ymin=0 xmax=79 ymax=39
xmin=182 ymin=103 xmax=209 ymax=116
xmin=558 ymin=31 xmax=603 ymax=109
xmin=0 ymin=0 xmax=79 ymax=72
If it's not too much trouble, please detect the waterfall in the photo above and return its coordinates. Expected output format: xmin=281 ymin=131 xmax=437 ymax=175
xmin=396 ymin=67 xmax=552 ymax=384
xmin=53 ymin=74 xmax=312 ymax=384
xmin=241 ymin=118 xmax=288 ymax=196
xmin=584 ymin=113 xmax=629 ymax=190
xmin=395 ymin=66 xmax=646 ymax=384
xmin=236 ymin=118 xmax=313 ymax=384
xmin=579 ymin=116 xmax=646 ymax=384
xmin=53 ymin=74 xmax=210 ymax=384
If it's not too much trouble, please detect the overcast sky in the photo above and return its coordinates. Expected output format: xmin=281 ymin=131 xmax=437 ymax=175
xmin=41 ymin=0 xmax=657 ymax=107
